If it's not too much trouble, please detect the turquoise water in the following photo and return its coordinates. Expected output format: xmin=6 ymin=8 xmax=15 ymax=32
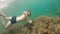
xmin=0 ymin=0 xmax=60 ymax=31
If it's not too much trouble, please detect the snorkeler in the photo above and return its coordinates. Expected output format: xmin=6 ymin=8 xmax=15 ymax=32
xmin=0 ymin=10 xmax=32 ymax=29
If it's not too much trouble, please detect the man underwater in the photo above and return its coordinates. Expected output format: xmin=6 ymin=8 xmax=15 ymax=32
xmin=0 ymin=10 xmax=32 ymax=29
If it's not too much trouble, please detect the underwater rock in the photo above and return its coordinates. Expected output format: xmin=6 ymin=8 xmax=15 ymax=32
xmin=1 ymin=16 xmax=60 ymax=34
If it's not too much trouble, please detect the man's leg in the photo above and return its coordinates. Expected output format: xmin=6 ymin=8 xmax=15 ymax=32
xmin=0 ymin=10 xmax=12 ymax=20
xmin=5 ymin=21 xmax=12 ymax=29
xmin=6 ymin=17 xmax=12 ymax=21
xmin=0 ymin=16 xmax=12 ymax=29
xmin=0 ymin=10 xmax=7 ymax=18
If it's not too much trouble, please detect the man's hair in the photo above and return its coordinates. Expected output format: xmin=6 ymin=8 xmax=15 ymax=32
xmin=26 ymin=10 xmax=31 ymax=14
xmin=26 ymin=10 xmax=32 ymax=16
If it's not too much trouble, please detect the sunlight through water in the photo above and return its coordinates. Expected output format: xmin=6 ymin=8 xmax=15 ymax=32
xmin=0 ymin=0 xmax=14 ymax=10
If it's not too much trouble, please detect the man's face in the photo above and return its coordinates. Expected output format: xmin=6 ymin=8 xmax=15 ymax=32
xmin=27 ymin=11 xmax=31 ymax=15
xmin=23 ymin=11 xmax=31 ymax=15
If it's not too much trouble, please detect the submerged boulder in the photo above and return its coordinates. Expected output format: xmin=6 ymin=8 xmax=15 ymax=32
xmin=21 ymin=16 xmax=60 ymax=34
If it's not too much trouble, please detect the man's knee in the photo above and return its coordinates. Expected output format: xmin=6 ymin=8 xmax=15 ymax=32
xmin=6 ymin=17 xmax=12 ymax=20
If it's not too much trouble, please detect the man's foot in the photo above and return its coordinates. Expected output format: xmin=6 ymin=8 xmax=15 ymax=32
xmin=0 ymin=11 xmax=3 ymax=16
xmin=0 ymin=11 xmax=7 ymax=18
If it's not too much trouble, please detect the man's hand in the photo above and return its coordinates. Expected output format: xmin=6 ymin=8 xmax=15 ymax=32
xmin=28 ymin=19 xmax=32 ymax=24
xmin=27 ymin=17 xmax=32 ymax=24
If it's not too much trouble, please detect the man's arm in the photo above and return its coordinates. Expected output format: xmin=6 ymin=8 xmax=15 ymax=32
xmin=26 ymin=17 xmax=33 ymax=24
